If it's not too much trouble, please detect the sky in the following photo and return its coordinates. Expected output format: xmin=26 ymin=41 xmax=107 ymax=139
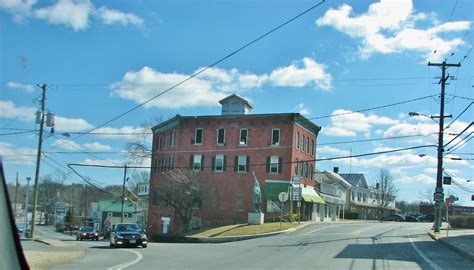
xmin=1 ymin=0 xmax=473 ymax=206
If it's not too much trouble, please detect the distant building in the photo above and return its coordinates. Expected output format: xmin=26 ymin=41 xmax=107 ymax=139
xmin=314 ymin=168 xmax=352 ymax=222
xmin=89 ymin=200 xmax=136 ymax=233
xmin=148 ymin=94 xmax=323 ymax=235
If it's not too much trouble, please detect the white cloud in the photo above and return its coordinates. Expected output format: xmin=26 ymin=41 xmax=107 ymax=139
xmin=7 ymin=82 xmax=34 ymax=93
xmin=34 ymin=0 xmax=93 ymax=31
xmin=322 ymin=109 xmax=399 ymax=137
xmin=83 ymin=142 xmax=112 ymax=151
xmin=316 ymin=0 xmax=471 ymax=60
xmin=96 ymin=6 xmax=143 ymax=26
xmin=112 ymin=58 xmax=332 ymax=109
xmin=0 ymin=0 xmax=36 ymax=20
xmin=52 ymin=139 xmax=82 ymax=151
xmin=0 ymin=142 xmax=36 ymax=165
xmin=0 ymin=100 xmax=36 ymax=121
xmin=80 ymin=158 xmax=124 ymax=166
xmin=295 ymin=103 xmax=311 ymax=116
xmin=395 ymin=173 xmax=435 ymax=184
xmin=317 ymin=146 xmax=350 ymax=156
xmin=267 ymin=57 xmax=332 ymax=90
xmin=54 ymin=116 xmax=94 ymax=132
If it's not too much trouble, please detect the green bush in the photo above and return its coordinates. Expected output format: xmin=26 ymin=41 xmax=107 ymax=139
xmin=282 ymin=212 xmax=301 ymax=222
xmin=449 ymin=215 xmax=474 ymax=229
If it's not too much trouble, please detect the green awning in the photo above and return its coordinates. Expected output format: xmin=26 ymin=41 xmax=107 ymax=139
xmin=302 ymin=194 xmax=326 ymax=204
xmin=263 ymin=181 xmax=290 ymax=200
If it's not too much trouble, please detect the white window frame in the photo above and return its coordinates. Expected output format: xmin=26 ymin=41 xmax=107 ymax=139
xmin=271 ymin=129 xmax=280 ymax=145
xmin=170 ymin=130 xmax=175 ymax=147
xmin=215 ymin=154 xmax=224 ymax=172
xmin=193 ymin=155 xmax=202 ymax=171
xmin=237 ymin=155 xmax=247 ymax=172
xmin=216 ymin=128 xmax=225 ymax=145
xmin=300 ymin=134 xmax=304 ymax=152
xmin=195 ymin=128 xmax=203 ymax=144
xmin=169 ymin=156 xmax=174 ymax=171
xmin=296 ymin=131 xmax=300 ymax=149
xmin=306 ymin=137 xmax=310 ymax=154
xmin=269 ymin=156 xmax=279 ymax=174
xmin=239 ymin=129 xmax=248 ymax=145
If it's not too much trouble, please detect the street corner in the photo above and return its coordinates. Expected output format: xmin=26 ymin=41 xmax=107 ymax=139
xmin=427 ymin=231 xmax=441 ymax=240
xmin=24 ymin=247 xmax=85 ymax=270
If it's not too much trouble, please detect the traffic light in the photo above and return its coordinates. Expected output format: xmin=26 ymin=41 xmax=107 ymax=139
xmin=443 ymin=176 xmax=452 ymax=185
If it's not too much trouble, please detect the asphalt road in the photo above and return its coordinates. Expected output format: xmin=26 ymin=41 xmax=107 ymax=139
xmin=48 ymin=222 xmax=473 ymax=270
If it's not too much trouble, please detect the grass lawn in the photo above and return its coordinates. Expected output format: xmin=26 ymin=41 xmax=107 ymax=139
xmin=191 ymin=222 xmax=299 ymax=238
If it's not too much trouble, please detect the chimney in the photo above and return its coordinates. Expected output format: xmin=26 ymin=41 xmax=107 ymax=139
xmin=333 ymin=167 xmax=339 ymax=174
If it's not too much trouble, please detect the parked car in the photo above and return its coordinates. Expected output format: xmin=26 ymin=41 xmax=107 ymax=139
xmin=76 ymin=227 xmax=99 ymax=241
xmin=404 ymin=215 xmax=420 ymax=222
xmin=420 ymin=214 xmax=435 ymax=222
xmin=381 ymin=214 xmax=405 ymax=221
xmin=110 ymin=223 xmax=147 ymax=248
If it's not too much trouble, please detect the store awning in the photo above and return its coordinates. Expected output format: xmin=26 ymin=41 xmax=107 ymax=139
xmin=301 ymin=186 xmax=325 ymax=204
xmin=263 ymin=181 xmax=290 ymax=200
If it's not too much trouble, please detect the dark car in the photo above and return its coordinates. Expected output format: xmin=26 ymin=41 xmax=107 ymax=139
xmin=420 ymin=214 xmax=435 ymax=222
xmin=110 ymin=223 xmax=147 ymax=248
xmin=404 ymin=215 xmax=420 ymax=222
xmin=76 ymin=227 xmax=99 ymax=241
xmin=381 ymin=214 xmax=405 ymax=221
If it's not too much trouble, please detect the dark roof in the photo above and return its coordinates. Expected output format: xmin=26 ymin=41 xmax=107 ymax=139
xmin=218 ymin=94 xmax=254 ymax=109
xmin=339 ymin=173 xmax=368 ymax=188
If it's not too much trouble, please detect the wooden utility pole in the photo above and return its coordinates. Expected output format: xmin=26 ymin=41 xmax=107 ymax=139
xmin=121 ymin=165 xmax=128 ymax=223
xmin=30 ymin=83 xmax=47 ymax=239
xmin=14 ymin=172 xmax=19 ymax=218
xmin=428 ymin=60 xmax=460 ymax=233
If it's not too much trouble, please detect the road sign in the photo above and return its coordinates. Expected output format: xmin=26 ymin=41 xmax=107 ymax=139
xmin=290 ymin=187 xmax=301 ymax=201
xmin=434 ymin=192 xmax=444 ymax=202
xmin=278 ymin=192 xmax=289 ymax=202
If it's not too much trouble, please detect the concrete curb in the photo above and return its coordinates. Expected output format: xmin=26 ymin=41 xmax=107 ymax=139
xmin=192 ymin=223 xmax=312 ymax=243
xmin=427 ymin=232 xmax=474 ymax=261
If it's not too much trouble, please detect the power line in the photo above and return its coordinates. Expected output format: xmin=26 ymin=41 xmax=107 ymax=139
xmin=429 ymin=0 xmax=460 ymax=62
xmin=446 ymin=101 xmax=473 ymax=129
xmin=0 ymin=130 xmax=35 ymax=136
xmin=66 ymin=164 xmax=113 ymax=195
xmin=309 ymin=95 xmax=435 ymax=120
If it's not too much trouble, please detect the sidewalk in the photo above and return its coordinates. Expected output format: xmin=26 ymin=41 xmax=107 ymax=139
xmin=428 ymin=227 xmax=474 ymax=261
xmin=22 ymin=238 xmax=85 ymax=270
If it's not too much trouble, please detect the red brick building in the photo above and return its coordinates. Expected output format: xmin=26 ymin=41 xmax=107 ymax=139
xmin=147 ymin=95 xmax=322 ymax=235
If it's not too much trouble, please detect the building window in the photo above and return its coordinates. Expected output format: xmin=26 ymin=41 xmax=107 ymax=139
xmin=357 ymin=192 xmax=361 ymax=202
xmin=311 ymin=139 xmax=315 ymax=156
xmin=190 ymin=154 xmax=203 ymax=171
xmin=213 ymin=155 xmax=226 ymax=172
xmin=271 ymin=129 xmax=280 ymax=145
xmin=108 ymin=212 xmax=113 ymax=217
xmin=161 ymin=158 xmax=166 ymax=173
xmin=267 ymin=156 xmax=282 ymax=174
xmin=308 ymin=164 xmax=313 ymax=180
xmin=351 ymin=191 xmax=355 ymax=201
xmin=217 ymin=128 xmax=225 ymax=145
xmin=306 ymin=137 xmax=310 ymax=154
xmin=194 ymin=128 xmax=203 ymax=144
xmin=239 ymin=129 xmax=248 ymax=145
xmin=235 ymin=155 xmax=249 ymax=172
xmin=169 ymin=156 xmax=174 ymax=171
xmin=156 ymin=135 xmax=161 ymax=151
xmin=300 ymin=134 xmax=304 ymax=152
xmin=295 ymin=158 xmax=299 ymax=176
xmin=296 ymin=131 xmax=300 ymax=149
xmin=298 ymin=161 xmax=303 ymax=176
xmin=154 ymin=159 xmax=160 ymax=175
xmin=303 ymin=162 xmax=307 ymax=178
xmin=170 ymin=130 xmax=175 ymax=147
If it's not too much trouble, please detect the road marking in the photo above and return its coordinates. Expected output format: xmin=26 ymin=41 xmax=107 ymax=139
xmin=304 ymin=224 xmax=344 ymax=235
xmin=408 ymin=234 xmax=441 ymax=270
xmin=107 ymin=249 xmax=143 ymax=270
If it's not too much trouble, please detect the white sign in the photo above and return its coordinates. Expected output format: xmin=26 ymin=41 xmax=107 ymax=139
xmin=292 ymin=175 xmax=300 ymax=186
xmin=290 ymin=187 xmax=301 ymax=201
xmin=278 ymin=192 xmax=289 ymax=202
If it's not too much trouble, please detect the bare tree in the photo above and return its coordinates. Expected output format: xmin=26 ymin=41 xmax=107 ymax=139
xmin=125 ymin=117 xmax=162 ymax=166
xmin=127 ymin=171 xmax=150 ymax=193
xmin=38 ymin=169 xmax=69 ymax=224
xmin=418 ymin=187 xmax=435 ymax=204
xmin=375 ymin=169 xmax=398 ymax=218
xmin=152 ymin=169 xmax=209 ymax=232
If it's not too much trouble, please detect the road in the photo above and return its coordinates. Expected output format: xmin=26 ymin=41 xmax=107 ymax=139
xmin=45 ymin=222 xmax=473 ymax=270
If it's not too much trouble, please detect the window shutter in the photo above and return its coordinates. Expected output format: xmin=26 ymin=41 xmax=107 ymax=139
xmin=246 ymin=156 xmax=250 ymax=172
xmin=223 ymin=156 xmax=227 ymax=171
xmin=234 ymin=156 xmax=238 ymax=172
xmin=212 ymin=157 xmax=216 ymax=171
xmin=201 ymin=155 xmax=205 ymax=171
xmin=266 ymin=157 xmax=270 ymax=173
xmin=278 ymin=157 xmax=283 ymax=174
xmin=190 ymin=155 xmax=194 ymax=169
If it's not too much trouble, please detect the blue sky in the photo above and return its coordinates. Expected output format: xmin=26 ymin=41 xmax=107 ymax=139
xmin=1 ymin=0 xmax=473 ymax=205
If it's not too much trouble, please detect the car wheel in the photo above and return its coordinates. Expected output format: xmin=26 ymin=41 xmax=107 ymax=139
xmin=80 ymin=238 xmax=83 ymax=241
xmin=142 ymin=244 xmax=147 ymax=248
xmin=109 ymin=243 xmax=114 ymax=248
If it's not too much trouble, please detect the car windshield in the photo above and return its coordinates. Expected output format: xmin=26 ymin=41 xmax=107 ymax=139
xmin=116 ymin=224 xmax=140 ymax=232
xmin=84 ymin=227 xmax=95 ymax=232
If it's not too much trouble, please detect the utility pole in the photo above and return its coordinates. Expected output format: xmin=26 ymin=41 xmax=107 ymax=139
xmin=428 ymin=60 xmax=460 ymax=233
xmin=14 ymin=172 xmax=19 ymax=218
xmin=30 ymin=83 xmax=47 ymax=239
xmin=84 ymin=184 xmax=87 ymax=226
xmin=23 ymin=177 xmax=31 ymax=238
xmin=121 ymin=165 xmax=128 ymax=223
